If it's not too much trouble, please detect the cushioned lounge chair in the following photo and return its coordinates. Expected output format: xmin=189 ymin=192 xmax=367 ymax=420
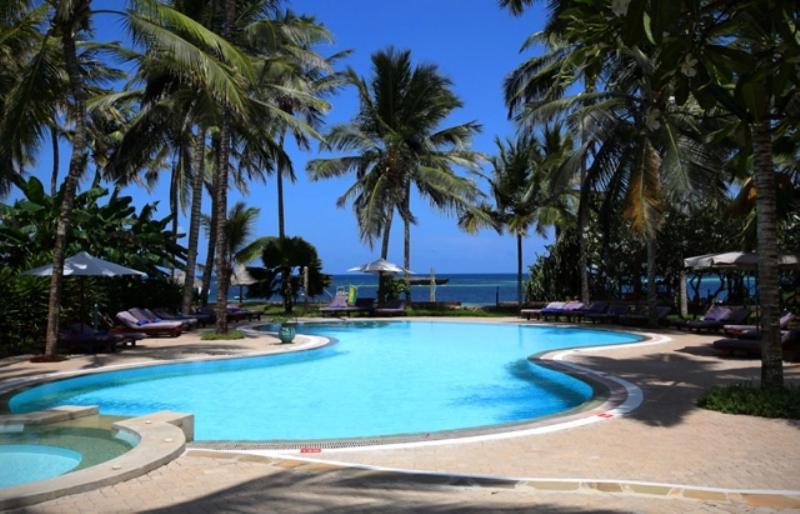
xmin=137 ymin=307 xmax=198 ymax=329
xmin=673 ymin=306 xmax=730 ymax=330
xmin=375 ymin=300 xmax=406 ymax=316
xmin=570 ymin=301 xmax=608 ymax=322
xmin=194 ymin=307 xmax=217 ymax=323
xmin=154 ymin=308 xmax=206 ymax=327
xmin=59 ymin=325 xmax=126 ymax=354
xmin=520 ymin=302 xmax=565 ymax=321
xmin=354 ymin=297 xmax=375 ymax=315
xmin=116 ymin=311 xmax=183 ymax=337
xmin=618 ymin=305 xmax=672 ymax=326
xmin=542 ymin=301 xmax=584 ymax=321
xmin=723 ymin=311 xmax=795 ymax=337
xmin=319 ymin=292 xmax=359 ymax=317
xmin=713 ymin=329 xmax=800 ymax=359
xmin=584 ymin=304 xmax=631 ymax=324
xmin=227 ymin=306 xmax=262 ymax=321
xmin=681 ymin=307 xmax=750 ymax=332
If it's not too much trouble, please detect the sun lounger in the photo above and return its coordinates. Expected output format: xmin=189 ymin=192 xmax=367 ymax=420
xmin=59 ymin=325 xmax=126 ymax=354
xmin=227 ymin=306 xmax=262 ymax=322
xmin=679 ymin=306 xmax=750 ymax=332
xmin=713 ymin=329 xmax=800 ymax=359
xmin=319 ymin=292 xmax=360 ymax=317
xmin=570 ymin=301 xmax=608 ymax=322
xmin=542 ymin=301 xmax=584 ymax=321
xmin=116 ymin=311 xmax=183 ymax=337
xmin=618 ymin=305 xmax=672 ymax=326
xmin=584 ymin=304 xmax=631 ymax=324
xmin=138 ymin=307 xmax=198 ymax=329
xmin=154 ymin=308 xmax=206 ymax=327
xmin=375 ymin=300 xmax=406 ymax=316
xmin=520 ymin=301 xmax=565 ymax=320
xmin=722 ymin=311 xmax=795 ymax=337
xmin=108 ymin=328 xmax=147 ymax=347
xmin=354 ymin=297 xmax=376 ymax=315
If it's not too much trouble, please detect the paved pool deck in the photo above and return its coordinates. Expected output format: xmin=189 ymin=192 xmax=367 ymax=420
xmin=1 ymin=317 xmax=799 ymax=513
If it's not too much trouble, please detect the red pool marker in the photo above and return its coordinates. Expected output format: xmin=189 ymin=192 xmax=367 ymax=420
xmin=300 ymin=447 xmax=322 ymax=453
xmin=597 ymin=412 xmax=614 ymax=419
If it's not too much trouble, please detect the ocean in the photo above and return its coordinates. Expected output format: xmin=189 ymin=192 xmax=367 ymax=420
xmin=219 ymin=273 xmax=522 ymax=306
xmin=214 ymin=273 xmax=749 ymax=306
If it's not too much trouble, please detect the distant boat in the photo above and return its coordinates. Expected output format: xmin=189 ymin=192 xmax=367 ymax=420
xmin=407 ymin=277 xmax=449 ymax=286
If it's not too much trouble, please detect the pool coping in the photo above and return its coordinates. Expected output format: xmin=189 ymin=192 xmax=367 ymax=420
xmin=0 ymin=408 xmax=193 ymax=510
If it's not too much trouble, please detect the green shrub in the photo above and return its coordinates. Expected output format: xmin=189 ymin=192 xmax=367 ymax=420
xmin=201 ymin=330 xmax=246 ymax=341
xmin=698 ymin=383 xmax=800 ymax=419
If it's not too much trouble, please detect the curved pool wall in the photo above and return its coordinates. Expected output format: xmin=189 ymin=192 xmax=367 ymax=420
xmin=0 ymin=417 xmax=137 ymax=489
xmin=8 ymin=321 xmax=642 ymax=441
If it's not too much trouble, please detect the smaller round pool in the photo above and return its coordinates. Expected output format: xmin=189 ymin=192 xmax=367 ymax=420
xmin=0 ymin=418 xmax=136 ymax=489
xmin=0 ymin=445 xmax=82 ymax=488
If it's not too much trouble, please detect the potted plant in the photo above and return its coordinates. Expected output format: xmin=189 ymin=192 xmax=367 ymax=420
xmin=271 ymin=315 xmax=297 ymax=344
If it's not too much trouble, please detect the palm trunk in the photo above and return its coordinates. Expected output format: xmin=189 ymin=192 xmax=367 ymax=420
xmin=213 ymin=0 xmax=235 ymax=333
xmin=578 ymin=150 xmax=590 ymax=306
xmin=377 ymin=212 xmax=393 ymax=304
xmin=50 ymin=125 xmax=59 ymax=195
xmin=516 ymin=233 xmax=523 ymax=307
xmin=402 ymin=182 xmax=411 ymax=305
xmin=44 ymin=7 xmax=90 ymax=357
xmin=578 ymin=80 xmax=594 ymax=306
xmin=200 ymin=205 xmax=216 ymax=307
xmin=646 ymin=233 xmax=657 ymax=327
xmin=277 ymin=131 xmax=287 ymax=240
xmin=277 ymin=133 xmax=292 ymax=313
xmin=753 ymin=120 xmax=783 ymax=389
xmin=213 ymin=124 xmax=230 ymax=332
xmin=181 ymin=129 xmax=206 ymax=314
xmin=169 ymin=157 xmax=180 ymax=275
xmin=578 ymin=182 xmax=590 ymax=305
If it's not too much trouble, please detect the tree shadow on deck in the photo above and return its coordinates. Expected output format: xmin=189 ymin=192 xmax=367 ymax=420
xmin=572 ymin=337 xmax=799 ymax=428
xmin=138 ymin=465 xmax=634 ymax=514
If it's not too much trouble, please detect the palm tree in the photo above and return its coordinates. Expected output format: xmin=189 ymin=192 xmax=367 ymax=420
xmin=636 ymin=0 xmax=799 ymax=388
xmin=204 ymin=202 xmax=269 ymax=290
xmin=0 ymin=0 xmax=260 ymax=356
xmin=503 ymin=3 xmax=604 ymax=308
xmin=460 ymin=128 xmax=574 ymax=306
xmin=308 ymin=48 xmax=483 ymax=301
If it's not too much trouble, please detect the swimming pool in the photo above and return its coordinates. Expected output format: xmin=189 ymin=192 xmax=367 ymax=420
xmin=0 ymin=420 xmax=136 ymax=488
xmin=8 ymin=321 xmax=641 ymax=441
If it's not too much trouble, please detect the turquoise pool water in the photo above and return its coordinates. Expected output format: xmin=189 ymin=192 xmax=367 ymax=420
xmin=9 ymin=321 xmax=640 ymax=441
xmin=0 ymin=421 xmax=136 ymax=488
xmin=0 ymin=445 xmax=82 ymax=488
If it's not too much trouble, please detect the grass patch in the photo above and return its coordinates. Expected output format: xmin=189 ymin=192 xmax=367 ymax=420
xmin=698 ymin=383 xmax=800 ymax=419
xmin=201 ymin=330 xmax=246 ymax=341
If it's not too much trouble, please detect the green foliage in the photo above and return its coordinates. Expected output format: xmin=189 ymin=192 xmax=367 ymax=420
xmin=524 ymin=203 xmax=748 ymax=304
xmin=0 ymin=175 xmax=185 ymax=274
xmin=247 ymin=236 xmax=331 ymax=312
xmin=201 ymin=330 xmax=246 ymax=341
xmin=0 ymin=267 xmax=49 ymax=356
xmin=699 ymin=384 xmax=800 ymax=419
xmin=385 ymin=277 xmax=409 ymax=301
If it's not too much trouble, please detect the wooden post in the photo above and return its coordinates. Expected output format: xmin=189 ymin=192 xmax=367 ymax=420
xmin=679 ymin=270 xmax=688 ymax=318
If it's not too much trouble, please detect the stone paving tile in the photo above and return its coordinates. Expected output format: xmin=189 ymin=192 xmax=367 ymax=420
xmin=7 ymin=455 xmax=788 ymax=514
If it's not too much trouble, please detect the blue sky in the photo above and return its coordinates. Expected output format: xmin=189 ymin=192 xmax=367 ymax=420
xmin=11 ymin=0 xmax=553 ymax=274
